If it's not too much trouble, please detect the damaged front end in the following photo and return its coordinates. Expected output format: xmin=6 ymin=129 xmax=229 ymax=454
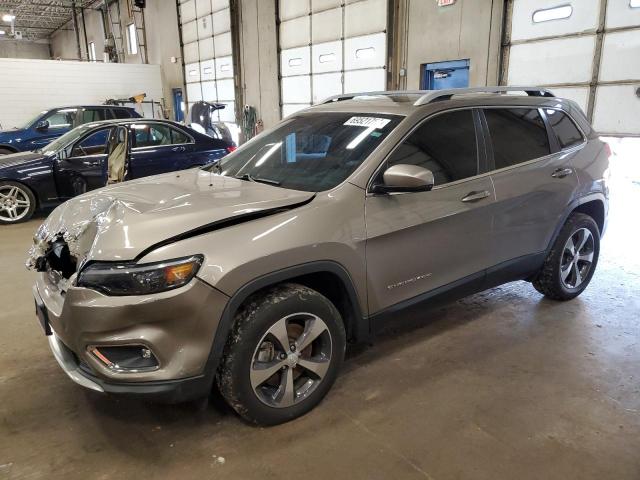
xmin=26 ymin=196 xmax=125 ymax=289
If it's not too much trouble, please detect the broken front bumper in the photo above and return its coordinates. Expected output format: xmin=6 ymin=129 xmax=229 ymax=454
xmin=33 ymin=273 xmax=230 ymax=402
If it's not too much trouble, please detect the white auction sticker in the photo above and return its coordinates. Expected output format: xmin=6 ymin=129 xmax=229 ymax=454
xmin=344 ymin=116 xmax=391 ymax=129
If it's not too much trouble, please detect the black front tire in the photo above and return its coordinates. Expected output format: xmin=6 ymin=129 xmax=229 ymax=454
xmin=532 ymin=212 xmax=600 ymax=300
xmin=217 ymin=283 xmax=346 ymax=426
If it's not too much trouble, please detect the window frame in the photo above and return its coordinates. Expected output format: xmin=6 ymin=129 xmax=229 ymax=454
xmin=478 ymin=106 xmax=587 ymax=174
xmin=66 ymin=126 xmax=115 ymax=159
xmin=366 ymin=107 xmax=487 ymax=195
xmin=129 ymin=122 xmax=194 ymax=151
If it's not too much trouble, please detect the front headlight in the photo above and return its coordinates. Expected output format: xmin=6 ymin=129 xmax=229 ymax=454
xmin=76 ymin=255 xmax=203 ymax=296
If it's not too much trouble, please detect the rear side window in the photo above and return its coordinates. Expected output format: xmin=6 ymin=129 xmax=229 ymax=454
xmin=386 ymin=109 xmax=478 ymax=186
xmin=545 ymin=109 xmax=583 ymax=149
xmin=484 ymin=108 xmax=550 ymax=169
xmin=112 ymin=108 xmax=133 ymax=119
xmin=171 ymin=127 xmax=190 ymax=144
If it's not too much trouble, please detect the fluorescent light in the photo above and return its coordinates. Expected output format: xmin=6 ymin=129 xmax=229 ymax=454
xmin=631 ymin=0 xmax=640 ymax=8
xmin=532 ymin=5 xmax=572 ymax=23
xmin=2 ymin=14 xmax=15 ymax=22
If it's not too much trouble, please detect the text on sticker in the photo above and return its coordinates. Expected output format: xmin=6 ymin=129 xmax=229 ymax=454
xmin=344 ymin=117 xmax=391 ymax=129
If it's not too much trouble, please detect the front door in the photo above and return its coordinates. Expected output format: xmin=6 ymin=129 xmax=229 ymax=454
xmin=54 ymin=127 xmax=113 ymax=199
xmin=365 ymin=108 xmax=496 ymax=315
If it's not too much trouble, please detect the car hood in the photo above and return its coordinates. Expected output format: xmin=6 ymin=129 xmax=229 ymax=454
xmin=27 ymin=168 xmax=315 ymax=268
xmin=0 ymin=150 xmax=50 ymax=169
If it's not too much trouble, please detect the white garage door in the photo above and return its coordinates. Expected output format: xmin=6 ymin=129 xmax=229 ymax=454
xmin=504 ymin=0 xmax=640 ymax=135
xmin=178 ymin=0 xmax=236 ymax=123
xmin=278 ymin=0 xmax=388 ymax=118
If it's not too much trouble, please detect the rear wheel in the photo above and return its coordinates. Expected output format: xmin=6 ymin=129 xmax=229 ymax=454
xmin=532 ymin=212 xmax=600 ymax=300
xmin=217 ymin=283 xmax=346 ymax=425
xmin=0 ymin=181 xmax=36 ymax=224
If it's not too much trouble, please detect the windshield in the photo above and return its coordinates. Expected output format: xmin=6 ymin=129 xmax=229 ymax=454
xmin=20 ymin=111 xmax=48 ymax=129
xmin=40 ymin=124 xmax=96 ymax=153
xmin=209 ymin=112 xmax=402 ymax=192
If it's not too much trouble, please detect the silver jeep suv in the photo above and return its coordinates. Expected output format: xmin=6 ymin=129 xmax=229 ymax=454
xmin=29 ymin=87 xmax=610 ymax=425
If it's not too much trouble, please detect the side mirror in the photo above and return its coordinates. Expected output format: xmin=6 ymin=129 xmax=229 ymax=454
xmin=372 ymin=164 xmax=435 ymax=194
xmin=35 ymin=120 xmax=50 ymax=131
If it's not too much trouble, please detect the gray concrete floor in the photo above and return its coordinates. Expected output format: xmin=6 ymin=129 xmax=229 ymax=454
xmin=1 ymin=142 xmax=639 ymax=480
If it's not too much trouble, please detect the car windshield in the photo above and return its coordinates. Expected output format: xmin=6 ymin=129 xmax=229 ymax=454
xmin=20 ymin=110 xmax=48 ymax=129
xmin=208 ymin=112 xmax=403 ymax=192
xmin=39 ymin=124 xmax=97 ymax=153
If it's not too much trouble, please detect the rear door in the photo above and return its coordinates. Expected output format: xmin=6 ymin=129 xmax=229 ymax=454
xmin=482 ymin=107 xmax=582 ymax=266
xmin=365 ymin=109 xmax=497 ymax=314
xmin=128 ymin=122 xmax=195 ymax=178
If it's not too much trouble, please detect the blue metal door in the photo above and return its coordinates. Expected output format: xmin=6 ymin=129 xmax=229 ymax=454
xmin=173 ymin=88 xmax=184 ymax=122
xmin=422 ymin=59 xmax=470 ymax=90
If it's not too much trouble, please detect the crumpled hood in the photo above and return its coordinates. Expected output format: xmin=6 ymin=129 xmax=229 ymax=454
xmin=27 ymin=168 xmax=315 ymax=267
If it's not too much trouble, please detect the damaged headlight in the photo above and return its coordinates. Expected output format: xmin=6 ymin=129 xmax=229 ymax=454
xmin=76 ymin=255 xmax=203 ymax=296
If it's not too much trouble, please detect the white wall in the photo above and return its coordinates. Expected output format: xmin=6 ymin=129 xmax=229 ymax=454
xmin=0 ymin=58 xmax=163 ymax=129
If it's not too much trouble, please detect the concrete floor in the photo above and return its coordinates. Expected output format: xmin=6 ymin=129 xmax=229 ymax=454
xmin=1 ymin=142 xmax=639 ymax=480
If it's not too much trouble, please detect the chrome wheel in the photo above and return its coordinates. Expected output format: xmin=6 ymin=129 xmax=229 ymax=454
xmin=560 ymin=227 xmax=595 ymax=289
xmin=250 ymin=312 xmax=332 ymax=408
xmin=0 ymin=185 xmax=31 ymax=222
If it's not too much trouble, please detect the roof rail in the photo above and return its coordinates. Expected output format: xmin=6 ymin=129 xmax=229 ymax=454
xmin=413 ymin=86 xmax=555 ymax=106
xmin=320 ymin=90 xmax=426 ymax=104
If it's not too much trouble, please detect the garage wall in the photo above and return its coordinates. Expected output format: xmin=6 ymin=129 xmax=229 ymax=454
xmin=0 ymin=39 xmax=50 ymax=59
xmin=179 ymin=0 xmax=237 ymax=123
xmin=393 ymin=0 xmax=503 ymax=90
xmin=503 ymin=0 xmax=640 ymax=135
xmin=0 ymin=58 xmax=162 ymax=130
xmin=278 ymin=0 xmax=390 ymax=117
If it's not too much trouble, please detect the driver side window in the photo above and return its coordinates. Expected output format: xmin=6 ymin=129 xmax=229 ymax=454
xmin=70 ymin=129 xmax=111 ymax=157
xmin=386 ymin=109 xmax=479 ymax=187
xmin=46 ymin=110 xmax=75 ymax=129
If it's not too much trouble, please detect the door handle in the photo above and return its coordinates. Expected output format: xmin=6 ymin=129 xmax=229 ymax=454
xmin=461 ymin=190 xmax=491 ymax=203
xmin=172 ymin=146 xmax=186 ymax=152
xmin=551 ymin=167 xmax=573 ymax=178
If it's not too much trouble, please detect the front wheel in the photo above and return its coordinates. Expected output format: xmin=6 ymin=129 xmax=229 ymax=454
xmin=532 ymin=212 xmax=600 ymax=300
xmin=0 ymin=181 xmax=36 ymax=224
xmin=217 ymin=283 xmax=346 ymax=425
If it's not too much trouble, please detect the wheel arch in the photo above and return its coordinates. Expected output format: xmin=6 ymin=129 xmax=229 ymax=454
xmin=547 ymin=193 xmax=607 ymax=252
xmin=203 ymin=261 xmax=368 ymax=383
xmin=0 ymin=145 xmax=19 ymax=154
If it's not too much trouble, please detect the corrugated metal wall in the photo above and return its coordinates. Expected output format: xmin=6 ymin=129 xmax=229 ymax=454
xmin=278 ymin=0 xmax=389 ymax=117
xmin=503 ymin=0 xmax=640 ymax=135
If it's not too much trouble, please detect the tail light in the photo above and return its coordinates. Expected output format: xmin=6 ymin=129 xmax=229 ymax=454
xmin=226 ymin=145 xmax=237 ymax=153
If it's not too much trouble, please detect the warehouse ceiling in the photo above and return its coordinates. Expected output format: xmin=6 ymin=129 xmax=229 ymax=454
xmin=0 ymin=0 xmax=99 ymax=41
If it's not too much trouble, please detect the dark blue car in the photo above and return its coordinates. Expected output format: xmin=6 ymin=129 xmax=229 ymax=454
xmin=0 ymin=105 xmax=141 ymax=155
xmin=0 ymin=119 xmax=235 ymax=223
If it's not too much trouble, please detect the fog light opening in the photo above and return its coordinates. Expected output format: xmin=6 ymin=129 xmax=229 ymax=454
xmin=88 ymin=345 xmax=159 ymax=372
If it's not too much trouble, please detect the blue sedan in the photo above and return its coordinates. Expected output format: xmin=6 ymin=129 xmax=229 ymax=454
xmin=0 ymin=119 xmax=235 ymax=223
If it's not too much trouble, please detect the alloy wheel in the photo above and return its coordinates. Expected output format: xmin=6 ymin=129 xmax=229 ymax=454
xmin=0 ymin=185 xmax=31 ymax=222
xmin=560 ymin=227 xmax=595 ymax=289
xmin=250 ymin=312 xmax=332 ymax=408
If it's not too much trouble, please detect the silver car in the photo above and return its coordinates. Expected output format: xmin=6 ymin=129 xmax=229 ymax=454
xmin=28 ymin=87 xmax=610 ymax=425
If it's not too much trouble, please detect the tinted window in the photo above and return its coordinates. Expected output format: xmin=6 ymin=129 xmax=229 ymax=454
xmin=215 ymin=113 xmax=402 ymax=192
xmin=133 ymin=124 xmax=173 ymax=148
xmin=113 ymin=108 xmax=133 ymax=119
xmin=46 ymin=110 xmax=76 ymax=128
xmin=70 ymin=128 xmax=111 ymax=157
xmin=545 ymin=109 xmax=583 ymax=149
xmin=170 ymin=127 xmax=190 ymax=144
xmin=77 ymin=108 xmax=106 ymax=125
xmin=484 ymin=108 xmax=550 ymax=169
xmin=386 ymin=109 xmax=478 ymax=186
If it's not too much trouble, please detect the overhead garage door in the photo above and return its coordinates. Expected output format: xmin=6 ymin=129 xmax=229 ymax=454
xmin=503 ymin=0 xmax=640 ymax=135
xmin=278 ymin=0 xmax=389 ymax=118
xmin=178 ymin=0 xmax=236 ymax=123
